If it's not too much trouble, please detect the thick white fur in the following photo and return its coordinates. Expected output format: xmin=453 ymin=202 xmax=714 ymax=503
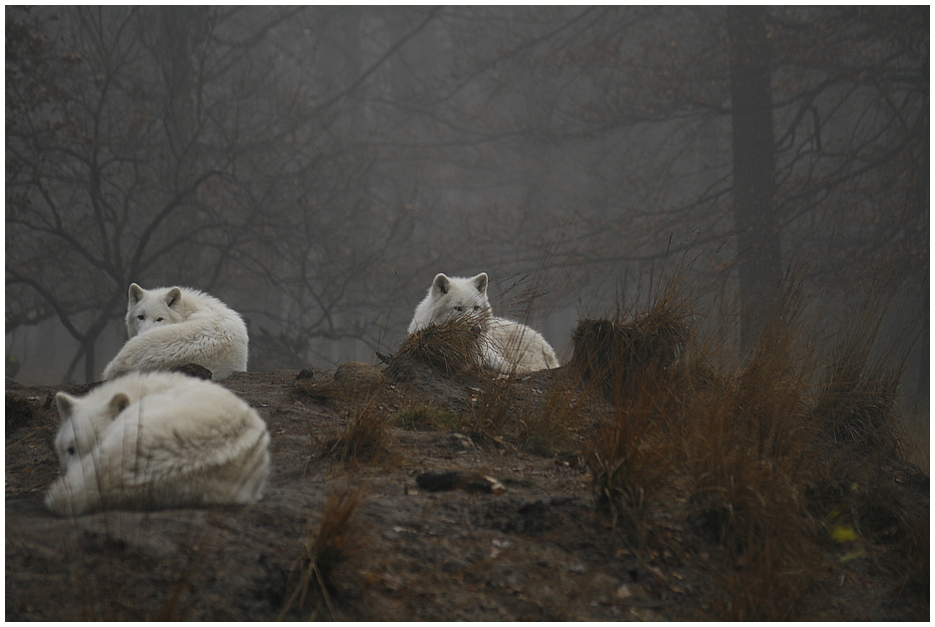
xmin=102 ymin=283 xmax=248 ymax=381
xmin=408 ymin=273 xmax=492 ymax=333
xmin=45 ymin=371 xmax=270 ymax=517
xmin=482 ymin=317 xmax=561 ymax=373
xmin=408 ymin=272 xmax=560 ymax=374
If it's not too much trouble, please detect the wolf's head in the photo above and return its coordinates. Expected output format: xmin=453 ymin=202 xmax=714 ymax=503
xmin=53 ymin=388 xmax=131 ymax=472
xmin=125 ymin=283 xmax=188 ymax=337
xmin=422 ymin=272 xmax=492 ymax=327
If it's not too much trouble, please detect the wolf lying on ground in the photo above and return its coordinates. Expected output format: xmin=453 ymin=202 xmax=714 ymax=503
xmin=102 ymin=283 xmax=249 ymax=381
xmin=408 ymin=272 xmax=560 ymax=373
xmin=46 ymin=371 xmax=270 ymax=517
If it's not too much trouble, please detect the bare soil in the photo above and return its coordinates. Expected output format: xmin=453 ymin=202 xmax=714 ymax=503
xmin=5 ymin=358 xmax=929 ymax=621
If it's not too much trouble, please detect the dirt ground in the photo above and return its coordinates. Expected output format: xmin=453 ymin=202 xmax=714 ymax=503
xmin=5 ymin=356 xmax=930 ymax=621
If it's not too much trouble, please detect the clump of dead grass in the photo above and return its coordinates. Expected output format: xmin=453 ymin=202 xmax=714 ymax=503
xmin=460 ymin=366 xmax=577 ymax=454
xmin=580 ymin=288 xmax=693 ymax=539
xmin=587 ymin=400 xmax=674 ymax=539
xmin=390 ymin=315 xmax=487 ymax=376
xmin=279 ymin=481 xmax=370 ymax=620
xmin=462 ymin=373 xmax=515 ymax=446
xmin=515 ymin=376 xmax=588 ymax=456
xmin=898 ymin=507 xmax=930 ymax=598
xmin=569 ymin=290 xmax=690 ymax=401
xmin=680 ymin=281 xmax=827 ymax=619
xmin=321 ymin=404 xmax=394 ymax=466
xmin=810 ymin=293 xmax=904 ymax=461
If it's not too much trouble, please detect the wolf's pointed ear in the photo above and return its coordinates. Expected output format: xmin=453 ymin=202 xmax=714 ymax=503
xmin=432 ymin=273 xmax=451 ymax=297
xmin=129 ymin=283 xmax=146 ymax=304
xmin=107 ymin=393 xmax=131 ymax=421
xmin=472 ymin=273 xmax=488 ymax=295
xmin=55 ymin=392 xmax=77 ymax=422
xmin=165 ymin=287 xmax=182 ymax=308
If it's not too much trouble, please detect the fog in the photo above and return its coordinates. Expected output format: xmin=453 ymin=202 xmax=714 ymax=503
xmin=6 ymin=6 xmax=928 ymax=425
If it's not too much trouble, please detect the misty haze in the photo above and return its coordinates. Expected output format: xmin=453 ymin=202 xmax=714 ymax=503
xmin=7 ymin=6 xmax=927 ymax=391
xmin=4 ymin=6 xmax=929 ymax=621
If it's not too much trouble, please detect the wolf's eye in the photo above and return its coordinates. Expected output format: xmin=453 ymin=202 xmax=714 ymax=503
xmin=137 ymin=314 xmax=145 ymax=321
xmin=454 ymin=306 xmax=464 ymax=312
xmin=156 ymin=317 xmax=164 ymax=322
xmin=473 ymin=305 xmax=480 ymax=311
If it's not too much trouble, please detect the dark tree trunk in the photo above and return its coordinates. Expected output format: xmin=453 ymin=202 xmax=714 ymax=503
xmin=728 ymin=6 xmax=782 ymax=351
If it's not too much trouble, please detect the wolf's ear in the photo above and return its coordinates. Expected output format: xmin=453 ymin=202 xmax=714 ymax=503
xmin=432 ymin=273 xmax=451 ymax=297
xmin=106 ymin=393 xmax=131 ymax=421
xmin=165 ymin=287 xmax=182 ymax=308
xmin=472 ymin=273 xmax=488 ymax=295
xmin=129 ymin=283 xmax=146 ymax=304
xmin=55 ymin=392 xmax=77 ymax=422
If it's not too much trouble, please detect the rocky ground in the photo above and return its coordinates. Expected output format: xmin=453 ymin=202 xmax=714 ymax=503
xmin=5 ymin=347 xmax=930 ymax=621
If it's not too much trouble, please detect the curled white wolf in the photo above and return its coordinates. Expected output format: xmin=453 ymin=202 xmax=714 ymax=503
xmin=45 ymin=371 xmax=270 ymax=517
xmin=408 ymin=272 xmax=560 ymax=374
xmin=102 ymin=283 xmax=249 ymax=381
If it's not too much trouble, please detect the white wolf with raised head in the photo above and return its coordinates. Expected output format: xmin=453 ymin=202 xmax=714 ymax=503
xmin=45 ymin=371 xmax=270 ymax=517
xmin=408 ymin=272 xmax=560 ymax=373
xmin=102 ymin=283 xmax=249 ymax=381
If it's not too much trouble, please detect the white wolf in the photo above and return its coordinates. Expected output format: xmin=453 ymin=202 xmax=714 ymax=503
xmin=45 ymin=371 xmax=271 ymax=517
xmin=102 ymin=283 xmax=249 ymax=381
xmin=408 ymin=272 xmax=560 ymax=373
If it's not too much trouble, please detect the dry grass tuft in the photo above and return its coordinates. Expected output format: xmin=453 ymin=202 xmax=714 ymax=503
xmin=460 ymin=375 xmax=514 ymax=449
xmin=809 ymin=301 xmax=903 ymax=461
xmin=898 ymin=507 xmax=930 ymax=598
xmin=516 ymin=376 xmax=587 ymax=456
xmin=569 ymin=291 xmax=690 ymax=401
xmin=682 ymin=282 xmax=825 ymax=619
xmin=579 ymin=286 xmax=694 ymax=537
xmin=321 ymin=404 xmax=393 ymax=466
xmin=587 ymin=399 xmax=673 ymax=538
xmin=459 ymin=363 xmax=586 ymax=455
xmin=691 ymin=410 xmax=821 ymax=621
xmin=390 ymin=315 xmax=487 ymax=376
xmin=279 ymin=481 xmax=370 ymax=620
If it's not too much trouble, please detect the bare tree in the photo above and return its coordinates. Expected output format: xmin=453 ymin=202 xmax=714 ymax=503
xmin=7 ymin=7 xmax=303 ymax=381
xmin=6 ymin=6 xmax=454 ymax=381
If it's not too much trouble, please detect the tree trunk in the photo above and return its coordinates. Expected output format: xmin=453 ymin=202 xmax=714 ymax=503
xmin=728 ymin=6 xmax=782 ymax=351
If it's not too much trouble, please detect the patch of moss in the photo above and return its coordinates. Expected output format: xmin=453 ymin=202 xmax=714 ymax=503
xmin=392 ymin=404 xmax=460 ymax=431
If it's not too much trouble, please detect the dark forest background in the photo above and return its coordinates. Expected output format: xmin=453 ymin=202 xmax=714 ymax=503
xmin=6 ymin=6 xmax=928 ymax=427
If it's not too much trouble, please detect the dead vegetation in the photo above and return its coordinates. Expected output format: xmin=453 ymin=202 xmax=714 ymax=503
xmin=280 ymin=480 xmax=371 ymax=620
xmin=391 ymin=404 xmax=459 ymax=431
xmin=568 ymin=293 xmax=690 ymax=400
xmin=319 ymin=404 xmax=394 ymax=466
xmin=376 ymin=272 xmax=928 ymax=620
xmin=388 ymin=315 xmax=486 ymax=378
xmin=5 ymin=275 xmax=927 ymax=621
